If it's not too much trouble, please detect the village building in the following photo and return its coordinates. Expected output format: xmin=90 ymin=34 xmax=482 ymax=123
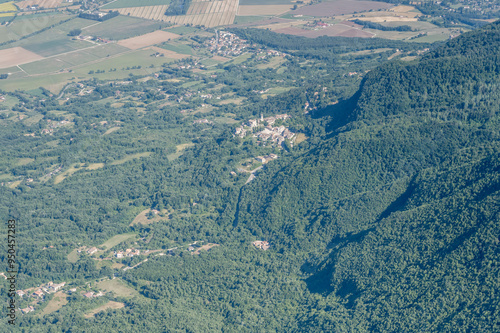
xmin=87 ymin=247 xmax=98 ymax=255
xmin=252 ymin=241 xmax=270 ymax=250
xmin=83 ymin=291 xmax=94 ymax=298
xmin=49 ymin=282 xmax=66 ymax=293
xmin=21 ymin=306 xmax=35 ymax=314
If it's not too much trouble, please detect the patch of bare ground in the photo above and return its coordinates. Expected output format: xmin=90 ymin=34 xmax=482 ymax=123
xmin=192 ymin=243 xmax=219 ymax=255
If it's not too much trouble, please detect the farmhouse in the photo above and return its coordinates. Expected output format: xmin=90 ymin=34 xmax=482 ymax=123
xmin=252 ymin=241 xmax=270 ymax=250
xmin=87 ymin=247 xmax=98 ymax=255
xmin=49 ymin=282 xmax=66 ymax=293
xmin=83 ymin=292 xmax=94 ymax=298
xmin=21 ymin=306 xmax=34 ymax=314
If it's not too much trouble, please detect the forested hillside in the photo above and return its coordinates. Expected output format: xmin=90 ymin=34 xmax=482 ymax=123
xmin=235 ymin=20 xmax=500 ymax=331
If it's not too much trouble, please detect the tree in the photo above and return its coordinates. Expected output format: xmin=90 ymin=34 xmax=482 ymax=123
xmin=68 ymin=28 xmax=82 ymax=37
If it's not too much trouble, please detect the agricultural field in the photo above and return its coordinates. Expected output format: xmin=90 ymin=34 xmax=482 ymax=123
xmin=102 ymin=0 xmax=171 ymax=9
xmin=0 ymin=1 xmax=16 ymax=12
xmin=239 ymin=0 xmax=294 ymax=4
xmin=17 ymin=0 xmax=65 ymax=10
xmin=110 ymin=4 xmax=171 ymax=22
xmin=274 ymin=24 xmax=374 ymax=38
xmin=291 ymin=0 xmax=393 ymax=17
xmin=0 ymin=46 xmax=44 ymax=69
xmin=158 ymin=41 xmax=193 ymax=55
xmin=113 ymin=0 xmax=240 ymax=27
xmin=0 ymin=13 xmax=74 ymax=44
xmin=232 ymin=15 xmax=266 ymax=25
xmin=117 ymin=30 xmax=180 ymax=49
xmin=164 ymin=25 xmax=200 ymax=35
xmin=238 ymin=5 xmax=292 ymax=16
xmin=0 ymin=17 xmax=94 ymax=56
xmin=82 ymin=15 xmax=166 ymax=40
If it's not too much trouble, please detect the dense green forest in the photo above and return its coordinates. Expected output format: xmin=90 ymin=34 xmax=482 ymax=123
xmin=0 ymin=19 xmax=499 ymax=332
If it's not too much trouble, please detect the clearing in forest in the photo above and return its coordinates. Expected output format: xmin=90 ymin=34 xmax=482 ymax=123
xmin=130 ymin=208 xmax=170 ymax=226
xmin=67 ymin=249 xmax=79 ymax=263
xmin=84 ymin=301 xmax=125 ymax=318
xmin=110 ymin=152 xmax=152 ymax=165
xmin=97 ymin=278 xmax=140 ymax=298
xmin=167 ymin=143 xmax=194 ymax=161
xmin=38 ymin=291 xmax=68 ymax=316
xmin=192 ymin=243 xmax=219 ymax=255
xmin=100 ymin=233 xmax=137 ymax=250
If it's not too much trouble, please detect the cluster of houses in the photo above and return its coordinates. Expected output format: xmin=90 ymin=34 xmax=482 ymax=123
xmin=254 ymin=153 xmax=278 ymax=164
xmin=176 ymin=90 xmax=221 ymax=103
xmin=235 ymin=114 xmax=295 ymax=147
xmin=252 ymin=241 xmax=270 ymax=250
xmin=305 ymin=21 xmax=333 ymax=30
xmin=115 ymin=248 xmax=140 ymax=258
xmin=41 ymin=119 xmax=71 ymax=135
xmin=44 ymin=165 xmax=63 ymax=179
xmin=206 ymin=31 xmax=248 ymax=57
xmin=78 ymin=246 xmax=99 ymax=255
xmin=177 ymin=62 xmax=205 ymax=70
xmin=76 ymin=35 xmax=111 ymax=44
xmin=16 ymin=281 xmax=66 ymax=301
xmin=193 ymin=119 xmax=213 ymax=125
xmin=256 ymin=49 xmax=288 ymax=60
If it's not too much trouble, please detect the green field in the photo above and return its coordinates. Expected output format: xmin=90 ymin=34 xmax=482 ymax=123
xmin=97 ymin=279 xmax=140 ymax=298
xmin=164 ymin=26 xmax=199 ymax=35
xmin=110 ymin=152 xmax=152 ymax=165
xmin=38 ymin=291 xmax=68 ymax=316
xmin=1 ymin=17 xmax=93 ymax=56
xmin=159 ymin=42 xmax=193 ymax=55
xmin=83 ymin=16 xmax=165 ymax=40
xmin=227 ymin=52 xmax=252 ymax=65
xmin=67 ymin=249 xmax=79 ymax=263
xmin=0 ymin=72 xmax=75 ymax=93
xmin=100 ymin=233 xmax=137 ymax=250
xmin=102 ymin=0 xmax=172 ymax=9
xmin=83 ymin=43 xmax=130 ymax=58
xmin=0 ymin=13 xmax=74 ymax=44
xmin=233 ymin=16 xmax=267 ymax=25
xmin=20 ymin=57 xmax=73 ymax=75
xmin=0 ymin=47 xmax=177 ymax=92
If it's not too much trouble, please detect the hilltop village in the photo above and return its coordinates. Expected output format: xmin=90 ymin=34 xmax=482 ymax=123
xmin=235 ymin=114 xmax=296 ymax=147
